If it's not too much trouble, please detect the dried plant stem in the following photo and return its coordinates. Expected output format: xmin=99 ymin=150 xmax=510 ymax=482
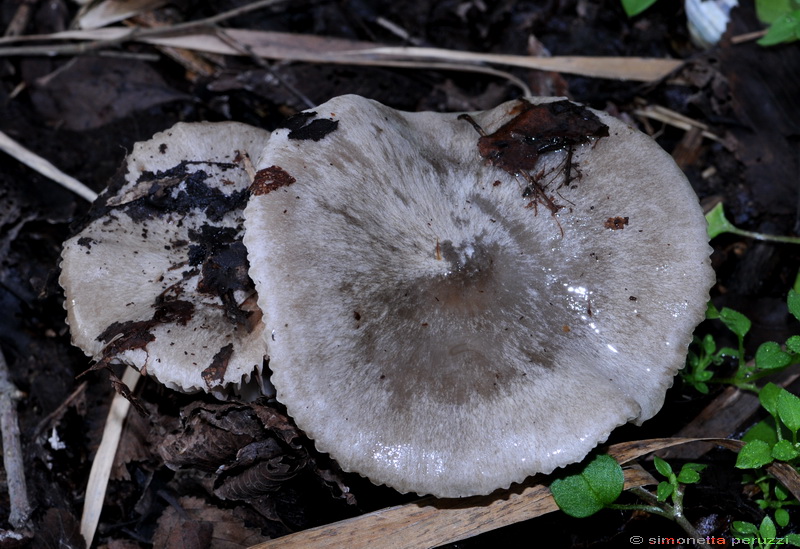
xmin=627 ymin=486 xmax=709 ymax=548
xmin=80 ymin=366 xmax=141 ymax=547
xmin=0 ymin=348 xmax=32 ymax=530
xmin=0 ymin=0 xmax=293 ymax=56
xmin=250 ymin=468 xmax=655 ymax=549
xmin=0 ymin=130 xmax=98 ymax=202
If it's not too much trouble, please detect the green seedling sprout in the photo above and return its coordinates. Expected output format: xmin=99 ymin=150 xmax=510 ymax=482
xmin=683 ymin=288 xmax=800 ymax=393
xmin=706 ymin=203 xmax=800 ymax=244
xmin=731 ymin=513 xmax=800 ymax=548
xmin=550 ymin=454 xmax=709 ymax=545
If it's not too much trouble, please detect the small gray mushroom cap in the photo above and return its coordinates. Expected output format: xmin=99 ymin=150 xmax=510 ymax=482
xmin=61 ymin=122 xmax=270 ymax=399
xmin=244 ymin=95 xmax=715 ymax=497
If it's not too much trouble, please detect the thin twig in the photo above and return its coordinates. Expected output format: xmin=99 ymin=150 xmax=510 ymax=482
xmin=0 ymin=130 xmax=98 ymax=202
xmin=628 ymin=486 xmax=709 ymax=548
xmin=0 ymin=0 xmax=294 ymax=56
xmin=3 ymin=0 xmax=39 ymax=38
xmin=0 ymin=26 xmax=684 ymax=83
xmin=0 ymin=348 xmax=32 ymax=530
xmin=80 ymin=366 xmax=141 ymax=547
xmin=214 ymin=28 xmax=317 ymax=109
xmin=730 ymin=29 xmax=767 ymax=44
xmin=633 ymin=104 xmax=723 ymax=142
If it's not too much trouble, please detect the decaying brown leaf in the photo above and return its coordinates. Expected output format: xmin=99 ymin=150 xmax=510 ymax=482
xmin=153 ymin=496 xmax=269 ymax=549
xmin=463 ymin=99 xmax=609 ymax=176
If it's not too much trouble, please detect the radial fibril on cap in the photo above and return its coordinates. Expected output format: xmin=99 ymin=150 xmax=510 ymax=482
xmin=60 ymin=122 xmax=270 ymax=399
xmin=244 ymin=95 xmax=714 ymax=498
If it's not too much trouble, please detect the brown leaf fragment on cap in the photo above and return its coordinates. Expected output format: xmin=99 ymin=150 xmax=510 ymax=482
xmin=460 ymin=99 xmax=609 ymax=221
xmin=250 ymin=166 xmax=296 ymax=196
xmin=202 ymin=343 xmax=234 ymax=388
xmin=465 ymin=99 xmax=609 ymax=175
xmin=605 ymin=216 xmax=630 ymax=230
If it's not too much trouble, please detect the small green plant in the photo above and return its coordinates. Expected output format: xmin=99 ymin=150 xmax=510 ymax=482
xmin=742 ymin=467 xmax=797 ymax=527
xmin=682 ymin=290 xmax=800 ymax=393
xmin=737 ymin=382 xmax=800 ymax=471
xmin=706 ymin=203 xmax=800 ymax=244
xmin=735 ymin=382 xmax=800 ymax=532
xmin=550 ymin=453 xmax=708 ymax=539
xmin=731 ymin=513 xmax=800 ymax=548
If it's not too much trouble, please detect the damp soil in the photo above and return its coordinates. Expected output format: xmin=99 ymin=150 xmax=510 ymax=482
xmin=1 ymin=1 xmax=799 ymax=548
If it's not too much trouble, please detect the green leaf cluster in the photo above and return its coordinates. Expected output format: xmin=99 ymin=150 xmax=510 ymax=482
xmin=731 ymin=514 xmax=800 ymax=547
xmin=738 ymin=382 xmax=800 ymax=467
xmin=735 ymin=381 xmax=800 ymax=537
xmin=550 ymin=453 xmax=706 ymax=531
xmin=683 ymin=291 xmax=800 ymax=393
xmin=738 ymin=383 xmax=800 ymax=462
xmin=653 ymin=456 xmax=706 ymax=503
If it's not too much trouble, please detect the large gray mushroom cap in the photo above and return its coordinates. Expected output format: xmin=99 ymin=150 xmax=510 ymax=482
xmin=61 ymin=122 xmax=270 ymax=399
xmin=244 ymin=95 xmax=715 ymax=497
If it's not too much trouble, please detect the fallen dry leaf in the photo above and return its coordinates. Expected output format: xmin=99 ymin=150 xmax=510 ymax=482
xmin=153 ymin=496 xmax=269 ymax=549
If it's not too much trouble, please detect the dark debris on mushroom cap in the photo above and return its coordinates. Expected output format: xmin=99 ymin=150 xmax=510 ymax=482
xmin=244 ymin=95 xmax=715 ymax=497
xmin=61 ymin=122 xmax=271 ymax=399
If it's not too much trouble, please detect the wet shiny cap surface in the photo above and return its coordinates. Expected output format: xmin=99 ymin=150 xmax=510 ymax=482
xmin=244 ymin=95 xmax=715 ymax=497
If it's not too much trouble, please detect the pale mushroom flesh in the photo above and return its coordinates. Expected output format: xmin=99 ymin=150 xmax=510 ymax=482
xmin=61 ymin=122 xmax=270 ymax=398
xmin=244 ymin=95 xmax=715 ymax=497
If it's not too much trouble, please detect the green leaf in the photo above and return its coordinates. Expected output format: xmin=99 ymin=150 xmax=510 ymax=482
xmin=656 ymin=481 xmax=674 ymax=502
xmin=706 ymin=202 xmax=737 ymax=239
xmin=736 ymin=440 xmax=775 ymax=469
xmin=789 ymin=289 xmax=800 ymax=323
xmin=755 ymin=341 xmax=792 ymax=370
xmin=774 ymin=482 xmax=790 ymax=500
xmin=732 ymin=520 xmax=759 ymax=535
xmin=550 ymin=475 xmax=604 ymax=517
xmin=771 ymin=439 xmax=799 ymax=461
xmin=716 ymin=346 xmax=741 ymax=360
xmin=653 ymin=455 xmax=673 ymax=477
xmin=760 ymin=383 xmax=783 ymax=417
xmin=706 ymin=301 xmax=720 ymax=319
xmin=785 ymin=533 xmax=800 ymax=547
xmin=743 ymin=419 xmax=779 ymax=446
xmin=677 ymin=467 xmax=703 ymax=484
xmin=696 ymin=371 xmax=714 ymax=383
xmin=703 ymin=333 xmax=717 ymax=354
xmin=719 ymin=307 xmax=751 ymax=338
xmin=550 ymin=454 xmax=624 ymax=518
xmin=757 ymin=0 xmax=795 ymax=23
xmin=758 ymin=10 xmax=800 ymax=45
xmin=775 ymin=508 xmax=790 ymax=527
xmin=777 ymin=389 xmax=800 ymax=432
xmin=786 ymin=335 xmax=800 ymax=354
xmin=621 ymin=0 xmax=659 ymax=17
xmin=759 ymin=515 xmax=776 ymax=540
